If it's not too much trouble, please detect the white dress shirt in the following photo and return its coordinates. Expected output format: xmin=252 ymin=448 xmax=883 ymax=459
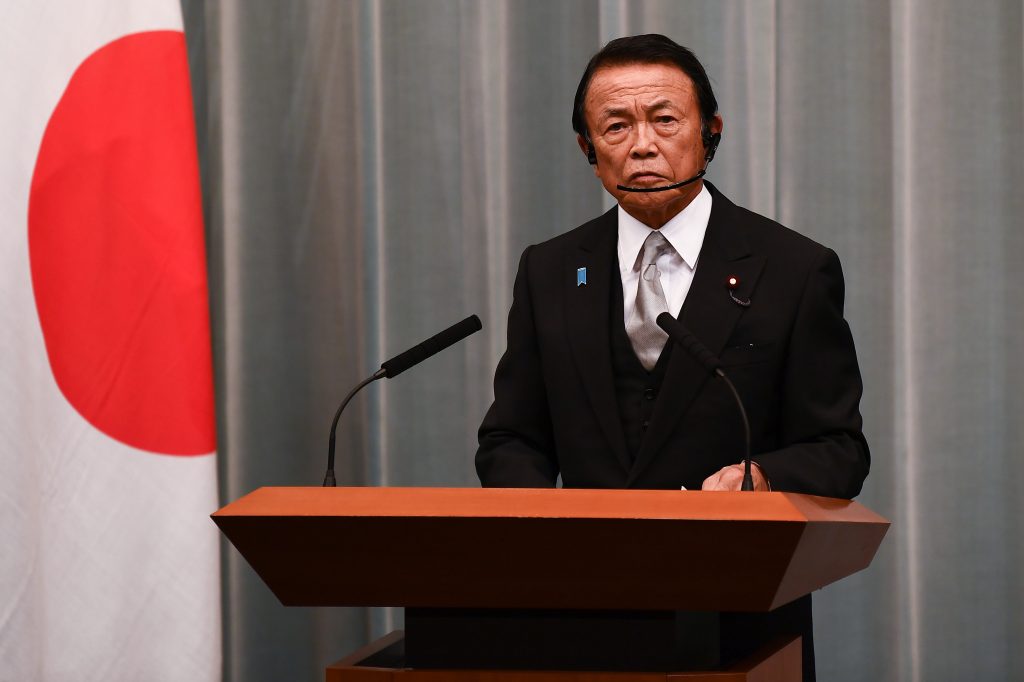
xmin=617 ymin=184 xmax=713 ymax=324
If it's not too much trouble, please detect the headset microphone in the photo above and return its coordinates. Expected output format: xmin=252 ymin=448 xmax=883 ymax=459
xmin=616 ymin=169 xmax=706 ymax=194
xmin=615 ymin=132 xmax=721 ymax=194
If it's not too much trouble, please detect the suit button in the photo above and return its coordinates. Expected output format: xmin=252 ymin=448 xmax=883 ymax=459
xmin=644 ymin=389 xmax=656 ymax=401
xmin=642 ymin=420 xmax=650 ymax=430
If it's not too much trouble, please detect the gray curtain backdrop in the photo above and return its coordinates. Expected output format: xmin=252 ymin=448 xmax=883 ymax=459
xmin=181 ymin=1 xmax=1024 ymax=680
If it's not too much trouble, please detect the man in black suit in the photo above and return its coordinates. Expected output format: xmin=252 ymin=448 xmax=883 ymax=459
xmin=476 ymin=34 xmax=869 ymax=681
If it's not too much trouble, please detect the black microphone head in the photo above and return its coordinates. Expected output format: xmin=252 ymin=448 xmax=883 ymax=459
xmin=456 ymin=314 xmax=484 ymax=341
xmin=380 ymin=315 xmax=482 ymax=379
xmin=656 ymin=313 xmax=721 ymax=373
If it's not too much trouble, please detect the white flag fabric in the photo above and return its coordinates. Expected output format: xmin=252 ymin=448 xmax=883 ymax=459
xmin=0 ymin=1 xmax=221 ymax=680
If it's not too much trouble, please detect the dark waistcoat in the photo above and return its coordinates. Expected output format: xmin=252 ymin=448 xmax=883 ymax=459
xmin=609 ymin=269 xmax=674 ymax=463
xmin=611 ymin=265 xmax=816 ymax=681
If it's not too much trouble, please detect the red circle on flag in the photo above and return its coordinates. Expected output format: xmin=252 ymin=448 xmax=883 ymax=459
xmin=28 ymin=31 xmax=215 ymax=456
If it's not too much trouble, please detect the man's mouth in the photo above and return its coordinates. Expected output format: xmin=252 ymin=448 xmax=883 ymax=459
xmin=626 ymin=172 xmax=668 ymax=185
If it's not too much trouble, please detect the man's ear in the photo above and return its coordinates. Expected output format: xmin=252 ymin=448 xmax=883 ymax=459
xmin=710 ymin=114 xmax=723 ymax=137
xmin=703 ymin=115 xmax=725 ymax=162
xmin=576 ymin=133 xmax=590 ymax=157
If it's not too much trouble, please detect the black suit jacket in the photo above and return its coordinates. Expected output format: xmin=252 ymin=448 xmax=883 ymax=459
xmin=475 ymin=182 xmax=868 ymax=680
xmin=477 ymin=182 xmax=869 ymax=497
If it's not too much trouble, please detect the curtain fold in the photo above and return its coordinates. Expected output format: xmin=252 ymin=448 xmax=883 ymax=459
xmin=182 ymin=1 xmax=1024 ymax=679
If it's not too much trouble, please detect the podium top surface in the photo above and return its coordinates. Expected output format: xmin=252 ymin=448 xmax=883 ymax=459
xmin=213 ymin=486 xmax=883 ymax=522
xmin=213 ymin=487 xmax=889 ymax=612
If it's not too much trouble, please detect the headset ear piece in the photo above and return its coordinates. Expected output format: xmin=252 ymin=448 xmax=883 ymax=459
xmin=704 ymin=132 xmax=722 ymax=162
xmin=579 ymin=132 xmax=598 ymax=165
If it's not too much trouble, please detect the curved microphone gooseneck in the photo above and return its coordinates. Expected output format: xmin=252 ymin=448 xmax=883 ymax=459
xmin=322 ymin=315 xmax=483 ymax=486
xmin=655 ymin=312 xmax=754 ymax=492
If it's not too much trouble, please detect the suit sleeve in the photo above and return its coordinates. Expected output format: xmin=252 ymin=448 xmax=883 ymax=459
xmin=476 ymin=246 xmax=559 ymax=487
xmin=753 ymin=248 xmax=870 ymax=499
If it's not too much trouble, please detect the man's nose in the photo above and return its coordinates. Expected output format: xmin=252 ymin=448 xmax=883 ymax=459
xmin=629 ymin=123 xmax=658 ymax=158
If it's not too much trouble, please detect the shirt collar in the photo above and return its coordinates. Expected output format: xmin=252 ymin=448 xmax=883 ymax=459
xmin=617 ymin=184 xmax=712 ymax=274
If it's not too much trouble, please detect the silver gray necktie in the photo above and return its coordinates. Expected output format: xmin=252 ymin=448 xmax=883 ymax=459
xmin=626 ymin=230 xmax=671 ymax=371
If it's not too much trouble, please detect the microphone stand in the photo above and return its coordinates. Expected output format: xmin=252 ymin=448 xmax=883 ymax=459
xmin=323 ymin=369 xmax=385 ymax=487
xmin=656 ymin=312 xmax=755 ymax=491
xmin=321 ymin=315 xmax=482 ymax=487
xmin=713 ymin=367 xmax=754 ymax=491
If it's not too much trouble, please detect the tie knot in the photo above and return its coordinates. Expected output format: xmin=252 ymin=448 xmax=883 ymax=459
xmin=637 ymin=230 xmax=670 ymax=269
xmin=627 ymin=230 xmax=671 ymax=371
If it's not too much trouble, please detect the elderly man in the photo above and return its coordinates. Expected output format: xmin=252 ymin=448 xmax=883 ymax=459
xmin=477 ymin=34 xmax=869 ymax=681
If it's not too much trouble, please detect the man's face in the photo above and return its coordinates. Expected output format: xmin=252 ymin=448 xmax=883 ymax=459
xmin=578 ymin=62 xmax=723 ymax=228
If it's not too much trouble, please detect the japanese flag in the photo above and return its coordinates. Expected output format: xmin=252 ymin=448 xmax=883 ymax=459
xmin=0 ymin=1 xmax=220 ymax=680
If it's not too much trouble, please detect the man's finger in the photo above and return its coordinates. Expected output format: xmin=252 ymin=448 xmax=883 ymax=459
xmin=708 ymin=465 xmax=746 ymax=491
xmin=702 ymin=466 xmax=730 ymax=491
xmin=701 ymin=470 xmax=720 ymax=490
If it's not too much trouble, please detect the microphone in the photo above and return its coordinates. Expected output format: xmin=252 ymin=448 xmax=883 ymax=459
xmin=616 ymin=169 xmax=706 ymax=194
xmin=616 ymin=132 xmax=720 ymax=193
xmin=655 ymin=312 xmax=755 ymax=491
xmin=322 ymin=315 xmax=483 ymax=486
xmin=380 ymin=315 xmax=482 ymax=378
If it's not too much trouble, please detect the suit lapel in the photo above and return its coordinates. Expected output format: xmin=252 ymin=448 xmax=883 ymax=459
xmin=565 ymin=208 xmax=631 ymax=474
xmin=628 ymin=186 xmax=766 ymax=484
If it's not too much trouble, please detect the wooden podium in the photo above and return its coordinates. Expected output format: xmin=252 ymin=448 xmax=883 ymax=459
xmin=212 ymin=487 xmax=888 ymax=681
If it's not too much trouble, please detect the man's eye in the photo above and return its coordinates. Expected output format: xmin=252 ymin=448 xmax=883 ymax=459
xmin=607 ymin=123 xmax=626 ymax=132
xmin=656 ymin=116 xmax=675 ymax=124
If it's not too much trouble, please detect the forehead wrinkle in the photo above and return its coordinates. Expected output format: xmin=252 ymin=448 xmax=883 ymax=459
xmin=640 ymin=98 xmax=676 ymax=112
xmin=585 ymin=64 xmax=697 ymax=129
xmin=597 ymin=98 xmax=682 ymax=124
xmin=599 ymin=105 xmax=631 ymax=120
xmin=591 ymin=85 xmax=691 ymax=111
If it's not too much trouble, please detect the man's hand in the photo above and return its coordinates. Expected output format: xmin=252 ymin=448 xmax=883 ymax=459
xmin=701 ymin=462 xmax=770 ymax=491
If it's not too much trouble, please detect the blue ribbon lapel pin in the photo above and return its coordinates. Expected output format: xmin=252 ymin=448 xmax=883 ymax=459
xmin=577 ymin=267 xmax=587 ymax=287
